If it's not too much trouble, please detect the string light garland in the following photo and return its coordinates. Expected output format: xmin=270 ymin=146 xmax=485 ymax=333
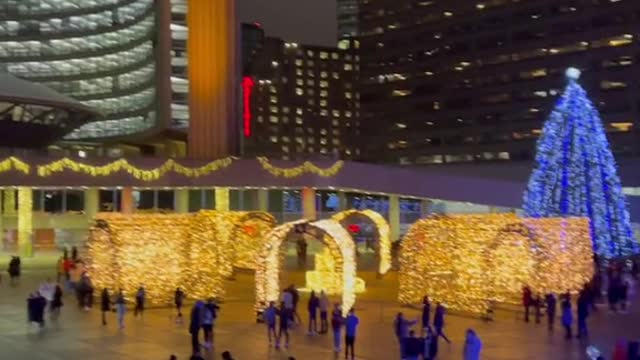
xmin=3 ymin=189 xmax=16 ymax=216
xmin=257 ymin=156 xmax=344 ymax=177
xmin=399 ymin=214 xmax=593 ymax=315
xmin=0 ymin=157 xmax=30 ymax=174
xmin=229 ymin=212 xmax=277 ymax=269
xmin=255 ymin=219 xmax=357 ymax=316
xmin=332 ymin=209 xmax=392 ymax=275
xmin=37 ymin=157 xmax=235 ymax=180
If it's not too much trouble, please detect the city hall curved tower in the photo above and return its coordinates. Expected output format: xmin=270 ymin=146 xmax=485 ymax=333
xmin=0 ymin=0 xmax=164 ymax=140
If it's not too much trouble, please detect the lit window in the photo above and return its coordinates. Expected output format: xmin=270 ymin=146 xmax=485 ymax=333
xmin=295 ymin=59 xmax=303 ymax=66
xmin=320 ymin=148 xmax=327 ymax=154
xmin=444 ymin=11 xmax=453 ymax=16
xmin=320 ymin=71 xmax=328 ymax=78
xmin=296 ymin=79 xmax=304 ymax=86
xmin=320 ymin=138 xmax=328 ymax=145
xmin=269 ymin=86 xmax=277 ymax=93
xmin=295 ymin=136 xmax=303 ymax=143
xmin=270 ymin=106 xmax=279 ymax=113
xmin=307 ymin=70 xmax=315 ymax=77
xmin=332 ymin=119 xmax=339 ymax=126
xmin=600 ymin=81 xmax=627 ymax=90
xmin=270 ymin=96 xmax=278 ymax=104
xmin=320 ymin=90 xmax=328 ymax=98
xmin=296 ymin=69 xmax=303 ymax=76
xmin=306 ymin=50 xmax=314 ymax=57
xmin=395 ymin=123 xmax=407 ymax=129
xmin=282 ymin=107 xmax=290 ymax=114
xmin=345 ymin=92 xmax=353 ymax=99
xmin=320 ymin=100 xmax=328 ymax=107
xmin=610 ymin=122 xmax=633 ymax=132
xmin=320 ymin=129 xmax=328 ymax=135
xmin=333 ymin=139 xmax=340 ymax=145
xmin=320 ymin=81 xmax=329 ymax=88
xmin=332 ymin=110 xmax=341 ymax=117
xmin=296 ymin=118 xmax=303 ymax=125
xmin=433 ymin=102 xmax=440 ymax=110
xmin=296 ymin=108 xmax=303 ymax=115
xmin=332 ymin=53 xmax=339 ymax=60
xmin=320 ymin=110 xmax=328 ymax=116
xmin=344 ymin=64 xmax=353 ymax=71
xmin=270 ymin=136 xmax=278 ymax=143
xmin=271 ymin=61 xmax=279 ymax=67
xmin=296 ymin=88 xmax=303 ymax=95
xmin=333 ymin=72 xmax=340 ymax=79
xmin=320 ymin=52 xmax=329 ymax=59
xmin=269 ymin=116 xmax=278 ymax=123
xmin=282 ymin=136 xmax=290 ymax=143
xmin=392 ymin=90 xmax=411 ymax=97
xmin=282 ymin=146 xmax=289 ymax=153
xmin=345 ymin=111 xmax=352 ymax=118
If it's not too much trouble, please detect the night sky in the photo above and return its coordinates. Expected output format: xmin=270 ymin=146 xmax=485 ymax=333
xmin=237 ymin=0 xmax=337 ymax=47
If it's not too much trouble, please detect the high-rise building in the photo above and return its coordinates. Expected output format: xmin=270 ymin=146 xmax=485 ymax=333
xmin=0 ymin=0 xmax=161 ymax=140
xmin=337 ymin=0 xmax=359 ymax=39
xmin=0 ymin=0 xmax=238 ymax=159
xmin=243 ymin=37 xmax=360 ymax=160
xmin=359 ymin=0 xmax=640 ymax=165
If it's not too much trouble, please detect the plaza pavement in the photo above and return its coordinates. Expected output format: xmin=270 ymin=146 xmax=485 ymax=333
xmin=0 ymin=255 xmax=636 ymax=360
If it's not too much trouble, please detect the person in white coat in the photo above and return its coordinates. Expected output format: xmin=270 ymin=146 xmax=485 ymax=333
xmin=463 ymin=328 xmax=482 ymax=360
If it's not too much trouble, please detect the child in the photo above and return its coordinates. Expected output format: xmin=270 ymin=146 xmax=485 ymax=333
xmin=263 ymin=301 xmax=278 ymax=344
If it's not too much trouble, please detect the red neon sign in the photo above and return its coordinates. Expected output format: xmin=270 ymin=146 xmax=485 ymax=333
xmin=242 ymin=76 xmax=255 ymax=137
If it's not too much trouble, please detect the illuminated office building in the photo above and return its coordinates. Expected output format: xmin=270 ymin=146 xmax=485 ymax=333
xmin=243 ymin=37 xmax=360 ymax=160
xmin=359 ymin=0 xmax=640 ymax=164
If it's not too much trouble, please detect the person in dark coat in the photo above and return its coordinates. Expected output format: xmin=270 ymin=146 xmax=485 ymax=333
xmin=8 ymin=256 xmax=20 ymax=285
xmin=28 ymin=292 xmax=47 ymax=329
xmin=421 ymin=295 xmax=431 ymax=335
xmin=545 ymin=293 xmax=557 ymax=331
xmin=402 ymin=330 xmax=423 ymax=360
xmin=101 ymin=288 xmax=111 ymax=326
xmin=423 ymin=325 xmax=438 ymax=360
xmin=577 ymin=291 xmax=590 ymax=338
xmin=189 ymin=301 xmax=205 ymax=356
xmin=307 ymin=290 xmax=320 ymax=334
xmin=175 ymin=288 xmax=185 ymax=321
xmin=522 ymin=285 xmax=532 ymax=322
xmin=433 ymin=303 xmax=450 ymax=343
xmin=50 ymin=284 xmax=63 ymax=319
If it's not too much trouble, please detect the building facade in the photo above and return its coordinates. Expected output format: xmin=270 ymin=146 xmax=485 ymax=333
xmin=359 ymin=0 xmax=640 ymax=164
xmin=243 ymin=37 xmax=361 ymax=160
xmin=337 ymin=0 xmax=359 ymax=39
xmin=0 ymin=0 xmax=162 ymax=140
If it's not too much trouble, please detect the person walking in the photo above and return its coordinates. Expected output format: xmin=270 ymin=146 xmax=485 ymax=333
xmin=175 ymin=287 xmax=185 ymax=322
xmin=421 ymin=295 xmax=431 ymax=335
xmin=522 ymin=285 xmax=533 ymax=322
xmin=463 ymin=329 xmax=482 ymax=360
xmin=577 ymin=290 xmax=590 ymax=338
xmin=50 ymin=283 xmax=63 ymax=319
xmin=189 ymin=301 xmax=205 ymax=356
xmin=344 ymin=308 xmax=359 ymax=360
xmin=545 ymin=292 xmax=557 ymax=331
xmin=38 ymin=278 xmax=55 ymax=308
xmin=101 ymin=288 xmax=110 ymax=326
xmin=423 ymin=326 xmax=438 ymax=360
xmin=307 ymin=291 xmax=319 ymax=335
xmin=202 ymin=298 xmax=220 ymax=350
xmin=263 ymin=301 xmax=278 ymax=345
xmin=8 ymin=256 xmax=21 ymax=285
xmin=403 ymin=330 xmax=422 ymax=360
xmin=29 ymin=292 xmax=47 ymax=329
xmin=319 ymin=290 xmax=329 ymax=334
xmin=276 ymin=302 xmax=291 ymax=350
xmin=115 ymin=289 xmax=126 ymax=329
xmin=561 ymin=299 xmax=573 ymax=340
xmin=433 ymin=303 xmax=451 ymax=344
xmin=290 ymin=285 xmax=301 ymax=324
xmin=331 ymin=304 xmax=344 ymax=352
xmin=134 ymin=286 xmax=145 ymax=319
xmin=394 ymin=312 xmax=418 ymax=358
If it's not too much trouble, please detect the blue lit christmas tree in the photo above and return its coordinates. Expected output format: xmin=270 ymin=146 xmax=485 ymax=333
xmin=523 ymin=68 xmax=638 ymax=258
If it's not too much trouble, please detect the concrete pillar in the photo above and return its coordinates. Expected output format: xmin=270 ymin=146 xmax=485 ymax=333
xmin=175 ymin=189 xmax=189 ymax=213
xmin=187 ymin=0 xmax=238 ymax=159
xmin=121 ymin=187 xmax=135 ymax=214
xmin=388 ymin=195 xmax=400 ymax=242
xmin=215 ymin=187 xmax=230 ymax=211
xmin=84 ymin=188 xmax=99 ymax=221
xmin=420 ymin=199 xmax=432 ymax=219
xmin=302 ymin=187 xmax=316 ymax=220
xmin=17 ymin=187 xmax=32 ymax=258
xmin=257 ymin=189 xmax=269 ymax=212
xmin=338 ymin=191 xmax=348 ymax=211
xmin=3 ymin=189 xmax=15 ymax=216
